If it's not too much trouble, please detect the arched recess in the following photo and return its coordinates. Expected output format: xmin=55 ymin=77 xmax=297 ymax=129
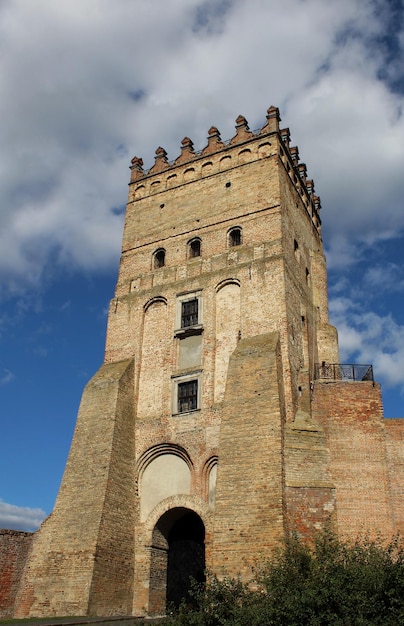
xmin=214 ymin=279 xmax=241 ymax=402
xmin=184 ymin=167 xmax=196 ymax=181
xmin=134 ymin=184 xmax=145 ymax=199
xmin=143 ymin=296 xmax=168 ymax=312
xmin=137 ymin=298 xmax=169 ymax=419
xmin=219 ymin=155 xmax=232 ymax=170
xmin=148 ymin=504 xmax=206 ymax=614
xmin=138 ymin=444 xmax=193 ymax=521
xmin=258 ymin=141 xmax=272 ymax=158
xmin=201 ymin=161 xmax=213 ymax=175
xmin=167 ymin=173 xmax=177 ymax=188
xmin=238 ymin=147 xmax=252 ymax=163
xmin=202 ymin=455 xmax=218 ymax=509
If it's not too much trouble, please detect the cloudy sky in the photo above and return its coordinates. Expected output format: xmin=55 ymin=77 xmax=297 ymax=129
xmin=1 ymin=0 xmax=403 ymax=531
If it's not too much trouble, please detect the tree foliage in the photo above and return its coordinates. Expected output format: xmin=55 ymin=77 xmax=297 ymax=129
xmin=166 ymin=531 xmax=404 ymax=626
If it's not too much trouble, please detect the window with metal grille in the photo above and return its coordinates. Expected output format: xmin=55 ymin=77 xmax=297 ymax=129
xmin=178 ymin=380 xmax=198 ymax=413
xmin=181 ymin=299 xmax=198 ymax=328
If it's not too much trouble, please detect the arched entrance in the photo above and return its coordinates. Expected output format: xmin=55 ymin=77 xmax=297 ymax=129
xmin=149 ymin=507 xmax=205 ymax=614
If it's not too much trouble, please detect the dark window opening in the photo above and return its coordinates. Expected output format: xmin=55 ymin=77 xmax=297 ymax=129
xmin=189 ymin=239 xmax=201 ymax=258
xmin=178 ymin=380 xmax=198 ymax=413
xmin=294 ymin=239 xmax=300 ymax=261
xmin=229 ymin=227 xmax=242 ymax=247
xmin=181 ymin=299 xmax=198 ymax=328
xmin=154 ymin=248 xmax=165 ymax=268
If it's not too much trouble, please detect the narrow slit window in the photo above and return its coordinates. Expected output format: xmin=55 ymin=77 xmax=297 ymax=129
xmin=294 ymin=239 xmax=300 ymax=261
xmin=178 ymin=380 xmax=198 ymax=413
xmin=181 ymin=299 xmax=198 ymax=328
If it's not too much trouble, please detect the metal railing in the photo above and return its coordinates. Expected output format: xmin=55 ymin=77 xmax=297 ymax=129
xmin=314 ymin=363 xmax=374 ymax=383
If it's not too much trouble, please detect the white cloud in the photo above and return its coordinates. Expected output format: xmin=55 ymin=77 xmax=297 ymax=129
xmin=363 ymin=262 xmax=404 ymax=293
xmin=0 ymin=498 xmax=46 ymax=532
xmin=1 ymin=0 xmax=403 ymax=297
xmin=0 ymin=1 xmax=403 ymax=397
xmin=330 ymin=298 xmax=404 ymax=391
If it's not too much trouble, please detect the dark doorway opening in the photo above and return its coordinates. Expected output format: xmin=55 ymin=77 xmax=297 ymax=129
xmin=167 ymin=510 xmax=205 ymax=607
xmin=149 ymin=508 xmax=205 ymax=614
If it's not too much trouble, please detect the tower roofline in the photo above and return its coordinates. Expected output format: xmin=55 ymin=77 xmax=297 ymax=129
xmin=129 ymin=106 xmax=321 ymax=233
xmin=130 ymin=105 xmax=282 ymax=181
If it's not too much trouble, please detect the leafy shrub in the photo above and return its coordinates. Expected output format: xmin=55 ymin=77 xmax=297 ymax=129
xmin=166 ymin=531 xmax=404 ymax=626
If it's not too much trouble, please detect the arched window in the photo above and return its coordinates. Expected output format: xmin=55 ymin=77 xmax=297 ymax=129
xmin=153 ymin=248 xmax=165 ymax=268
xmin=228 ymin=227 xmax=242 ymax=247
xmin=188 ymin=238 xmax=201 ymax=258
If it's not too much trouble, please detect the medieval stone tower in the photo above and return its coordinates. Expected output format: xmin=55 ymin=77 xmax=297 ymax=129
xmin=9 ymin=106 xmax=403 ymax=618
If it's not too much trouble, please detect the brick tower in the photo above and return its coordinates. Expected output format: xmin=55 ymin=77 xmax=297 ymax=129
xmin=13 ymin=107 xmax=403 ymax=618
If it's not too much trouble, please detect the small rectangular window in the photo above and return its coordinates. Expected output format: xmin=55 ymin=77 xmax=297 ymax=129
xmin=172 ymin=371 xmax=202 ymax=415
xmin=175 ymin=290 xmax=203 ymax=336
xmin=178 ymin=380 xmax=198 ymax=413
xmin=181 ymin=299 xmax=198 ymax=328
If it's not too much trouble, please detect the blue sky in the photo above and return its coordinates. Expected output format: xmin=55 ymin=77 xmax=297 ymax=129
xmin=1 ymin=0 xmax=404 ymax=531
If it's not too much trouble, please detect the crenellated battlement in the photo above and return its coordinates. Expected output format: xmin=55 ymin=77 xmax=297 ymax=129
xmin=129 ymin=106 xmax=321 ymax=232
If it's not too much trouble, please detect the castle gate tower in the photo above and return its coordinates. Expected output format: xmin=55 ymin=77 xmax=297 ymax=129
xmin=14 ymin=107 xmax=403 ymax=618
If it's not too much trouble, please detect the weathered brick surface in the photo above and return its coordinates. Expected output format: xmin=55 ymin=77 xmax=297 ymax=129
xmin=384 ymin=419 xmax=404 ymax=535
xmin=0 ymin=530 xmax=33 ymax=618
xmin=212 ymin=333 xmax=285 ymax=579
xmin=15 ymin=359 xmax=136 ymax=617
xmin=5 ymin=106 xmax=402 ymax=618
xmin=312 ymin=381 xmax=401 ymax=539
xmin=285 ymin=416 xmax=336 ymax=537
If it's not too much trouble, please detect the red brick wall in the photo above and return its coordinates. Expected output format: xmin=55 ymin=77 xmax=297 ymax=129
xmin=284 ymin=417 xmax=337 ymax=538
xmin=385 ymin=419 xmax=404 ymax=535
xmin=312 ymin=381 xmax=395 ymax=539
xmin=0 ymin=529 xmax=33 ymax=618
xmin=285 ymin=486 xmax=336 ymax=538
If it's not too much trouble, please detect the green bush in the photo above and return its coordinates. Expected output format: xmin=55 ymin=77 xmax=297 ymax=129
xmin=166 ymin=531 xmax=404 ymax=626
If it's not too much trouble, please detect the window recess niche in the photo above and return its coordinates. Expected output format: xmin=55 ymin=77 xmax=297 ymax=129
xmin=174 ymin=290 xmax=203 ymax=338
